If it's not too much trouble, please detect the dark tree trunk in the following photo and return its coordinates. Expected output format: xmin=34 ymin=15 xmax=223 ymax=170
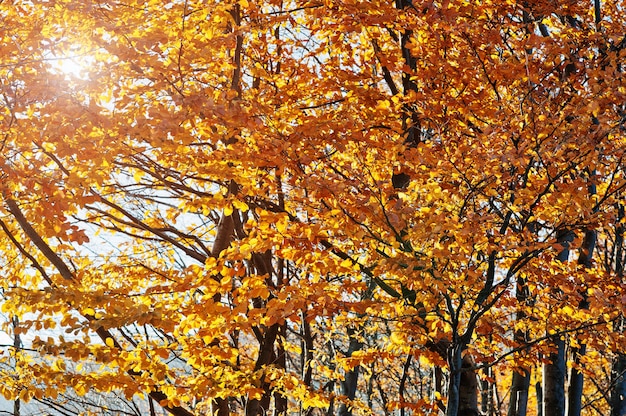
xmin=446 ymin=345 xmax=463 ymax=416
xmin=508 ymin=275 xmax=532 ymax=416
xmin=536 ymin=379 xmax=544 ymax=416
xmin=568 ymin=181 xmax=597 ymax=416
xmin=459 ymin=354 xmax=479 ymax=416
xmin=434 ymin=366 xmax=445 ymax=414
xmin=481 ymin=366 xmax=496 ymax=416
xmin=446 ymin=344 xmax=479 ymax=416
xmin=12 ymin=316 xmax=20 ymax=416
xmin=338 ymin=327 xmax=364 ymax=416
xmin=273 ymin=323 xmax=288 ymax=415
xmin=612 ymin=206 xmax=626 ymax=416
xmin=543 ymin=337 xmax=566 ymax=416
xmin=246 ymin=324 xmax=280 ymax=416
xmin=611 ymin=350 xmax=626 ymax=416
xmin=542 ymin=230 xmax=573 ymax=416
xmin=508 ymin=368 xmax=530 ymax=416
xmin=566 ymin=344 xmax=586 ymax=416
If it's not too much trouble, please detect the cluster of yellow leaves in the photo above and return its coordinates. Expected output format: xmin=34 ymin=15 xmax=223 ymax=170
xmin=0 ymin=0 xmax=625 ymax=415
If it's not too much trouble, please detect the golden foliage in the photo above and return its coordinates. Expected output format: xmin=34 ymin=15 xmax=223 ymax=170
xmin=0 ymin=0 xmax=625 ymax=415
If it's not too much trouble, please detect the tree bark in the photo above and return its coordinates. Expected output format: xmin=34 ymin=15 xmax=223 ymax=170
xmin=508 ymin=274 xmax=531 ymax=416
xmin=612 ymin=206 xmax=626 ymax=416
xmin=566 ymin=349 xmax=585 ymax=415
xmin=567 ymin=179 xmax=597 ymax=416
xmin=536 ymin=380 xmax=544 ymax=416
xmin=459 ymin=354 xmax=479 ymax=416
xmin=446 ymin=343 xmax=480 ymax=416
xmin=480 ymin=367 xmax=494 ymax=416
xmin=338 ymin=327 xmax=364 ymax=416
xmin=246 ymin=324 xmax=280 ymax=416
xmin=508 ymin=368 xmax=530 ymax=416
xmin=273 ymin=323 xmax=288 ymax=416
xmin=611 ymin=349 xmax=626 ymax=416
xmin=542 ymin=230 xmax=573 ymax=416
xmin=12 ymin=316 xmax=20 ymax=416
xmin=446 ymin=345 xmax=463 ymax=416
xmin=543 ymin=337 xmax=566 ymax=416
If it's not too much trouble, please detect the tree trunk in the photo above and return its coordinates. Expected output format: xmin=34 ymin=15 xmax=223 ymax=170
xmin=542 ymin=230 xmax=573 ymax=416
xmin=567 ymin=182 xmax=597 ymax=416
xmin=273 ymin=323 xmax=288 ymax=416
xmin=612 ymin=206 xmax=626 ymax=416
xmin=12 ymin=316 xmax=20 ymax=416
xmin=338 ymin=327 xmax=364 ymax=416
xmin=481 ymin=366 xmax=496 ymax=416
xmin=433 ymin=365 xmax=445 ymax=414
xmin=246 ymin=324 xmax=280 ymax=416
xmin=446 ymin=344 xmax=479 ymax=416
xmin=611 ymin=351 xmax=626 ymax=416
xmin=543 ymin=337 xmax=566 ymax=416
xmin=399 ymin=354 xmax=412 ymax=416
xmin=459 ymin=354 xmax=479 ymax=416
xmin=508 ymin=275 xmax=532 ymax=416
xmin=566 ymin=335 xmax=586 ymax=416
xmin=536 ymin=379 xmax=544 ymax=416
xmin=508 ymin=368 xmax=530 ymax=416
xmin=446 ymin=345 xmax=463 ymax=416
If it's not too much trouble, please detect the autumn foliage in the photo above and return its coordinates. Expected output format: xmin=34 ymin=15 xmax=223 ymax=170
xmin=0 ymin=0 xmax=625 ymax=415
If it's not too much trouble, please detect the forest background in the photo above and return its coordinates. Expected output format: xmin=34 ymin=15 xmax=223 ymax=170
xmin=0 ymin=0 xmax=625 ymax=415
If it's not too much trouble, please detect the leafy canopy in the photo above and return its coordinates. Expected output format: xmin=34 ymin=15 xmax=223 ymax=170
xmin=0 ymin=0 xmax=625 ymax=415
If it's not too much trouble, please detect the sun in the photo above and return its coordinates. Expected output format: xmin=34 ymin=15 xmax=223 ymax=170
xmin=47 ymin=48 xmax=95 ymax=80
xmin=54 ymin=56 xmax=86 ymax=79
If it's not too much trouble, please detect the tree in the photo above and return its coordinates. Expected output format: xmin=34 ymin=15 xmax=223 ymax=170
xmin=0 ymin=0 xmax=626 ymax=415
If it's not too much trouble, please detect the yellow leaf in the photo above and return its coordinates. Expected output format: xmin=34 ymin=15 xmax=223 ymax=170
xmin=376 ymin=99 xmax=391 ymax=110
xmin=74 ymin=382 xmax=88 ymax=396
xmin=19 ymin=388 xmax=32 ymax=402
xmin=232 ymin=199 xmax=249 ymax=212
xmin=390 ymin=331 xmax=404 ymax=345
xmin=53 ymin=359 xmax=66 ymax=372
xmin=42 ymin=142 xmax=56 ymax=152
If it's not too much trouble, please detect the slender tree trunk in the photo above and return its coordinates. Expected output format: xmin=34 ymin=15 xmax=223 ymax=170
xmin=566 ymin=343 xmax=586 ymax=416
xmin=611 ymin=206 xmax=626 ymax=416
xmin=210 ymin=203 xmax=236 ymax=416
xmin=446 ymin=345 xmax=464 ymax=416
xmin=480 ymin=367 xmax=495 ymax=416
xmin=567 ymin=180 xmax=597 ymax=416
xmin=246 ymin=250 xmax=281 ymax=416
xmin=302 ymin=312 xmax=314 ymax=387
xmin=611 ymin=348 xmax=626 ymax=416
xmin=273 ymin=323 xmax=288 ymax=416
xmin=536 ymin=378 xmax=543 ymax=416
xmin=434 ymin=365 xmax=446 ymax=414
xmin=543 ymin=337 xmax=566 ymax=416
xmin=543 ymin=230 xmax=573 ymax=416
xmin=338 ymin=327 xmax=364 ymax=416
xmin=399 ymin=354 xmax=412 ymax=416
xmin=446 ymin=343 xmax=479 ymax=416
xmin=508 ymin=275 xmax=532 ymax=416
xmin=459 ymin=354 xmax=479 ymax=416
xmin=508 ymin=369 xmax=530 ymax=416
xmin=12 ymin=316 xmax=20 ymax=416
xmin=246 ymin=324 xmax=280 ymax=416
